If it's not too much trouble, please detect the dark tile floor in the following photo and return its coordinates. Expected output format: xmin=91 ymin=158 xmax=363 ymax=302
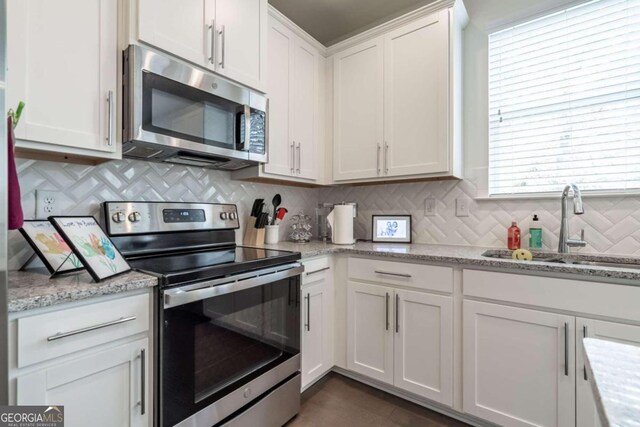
xmin=286 ymin=373 xmax=470 ymax=427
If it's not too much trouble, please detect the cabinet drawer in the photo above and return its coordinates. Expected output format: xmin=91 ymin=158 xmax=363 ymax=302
xmin=302 ymin=257 xmax=331 ymax=286
xmin=17 ymin=293 xmax=150 ymax=368
xmin=348 ymin=257 xmax=453 ymax=293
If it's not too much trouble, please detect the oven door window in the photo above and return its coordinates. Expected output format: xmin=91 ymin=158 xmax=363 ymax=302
xmin=142 ymin=71 xmax=244 ymax=151
xmin=162 ymin=276 xmax=300 ymax=427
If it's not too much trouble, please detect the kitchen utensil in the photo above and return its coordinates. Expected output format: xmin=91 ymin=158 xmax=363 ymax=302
xmin=271 ymin=194 xmax=282 ymax=225
xmin=265 ymin=225 xmax=279 ymax=244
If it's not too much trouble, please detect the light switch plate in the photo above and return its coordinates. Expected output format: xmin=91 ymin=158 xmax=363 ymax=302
xmin=456 ymin=197 xmax=470 ymax=217
xmin=424 ymin=197 xmax=436 ymax=216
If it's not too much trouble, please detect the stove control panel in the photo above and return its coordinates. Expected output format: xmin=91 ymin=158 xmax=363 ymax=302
xmin=102 ymin=201 xmax=240 ymax=236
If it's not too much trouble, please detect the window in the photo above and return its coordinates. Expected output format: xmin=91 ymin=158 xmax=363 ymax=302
xmin=488 ymin=0 xmax=640 ymax=196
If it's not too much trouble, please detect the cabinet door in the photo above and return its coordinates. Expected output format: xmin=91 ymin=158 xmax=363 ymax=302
xmin=17 ymin=338 xmax=150 ymax=427
xmin=7 ymin=0 xmax=117 ymax=153
xmin=394 ymin=290 xmax=453 ymax=406
xmin=214 ymin=0 xmax=267 ymax=91
xmin=463 ymin=301 xmax=575 ymax=427
xmin=383 ymin=10 xmax=449 ymax=177
xmin=333 ymin=38 xmax=384 ymax=181
xmin=292 ymin=39 xmax=318 ymax=180
xmin=576 ymin=319 xmax=640 ymax=427
xmin=264 ymin=18 xmax=294 ymax=177
xmin=301 ymin=282 xmax=329 ymax=388
xmin=347 ymin=281 xmax=394 ymax=384
xmin=138 ymin=0 xmax=210 ymax=67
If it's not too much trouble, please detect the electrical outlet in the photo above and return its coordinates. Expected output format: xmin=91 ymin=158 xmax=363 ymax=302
xmin=424 ymin=197 xmax=436 ymax=216
xmin=455 ymin=197 xmax=470 ymax=217
xmin=36 ymin=190 xmax=61 ymax=219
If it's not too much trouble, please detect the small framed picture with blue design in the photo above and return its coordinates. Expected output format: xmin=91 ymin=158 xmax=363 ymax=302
xmin=372 ymin=215 xmax=412 ymax=243
xmin=49 ymin=216 xmax=131 ymax=282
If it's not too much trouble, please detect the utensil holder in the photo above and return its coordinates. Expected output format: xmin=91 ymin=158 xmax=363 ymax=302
xmin=265 ymin=225 xmax=279 ymax=244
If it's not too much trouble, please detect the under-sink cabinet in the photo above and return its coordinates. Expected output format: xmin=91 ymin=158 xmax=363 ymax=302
xmin=9 ymin=291 xmax=153 ymax=427
xmin=300 ymin=257 xmax=334 ymax=390
xmin=346 ymin=258 xmax=454 ymax=406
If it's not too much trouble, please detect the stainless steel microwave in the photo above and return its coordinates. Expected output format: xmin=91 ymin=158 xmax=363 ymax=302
xmin=122 ymin=45 xmax=267 ymax=170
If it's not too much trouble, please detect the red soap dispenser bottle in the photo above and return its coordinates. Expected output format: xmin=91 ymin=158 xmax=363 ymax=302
xmin=508 ymin=221 xmax=521 ymax=250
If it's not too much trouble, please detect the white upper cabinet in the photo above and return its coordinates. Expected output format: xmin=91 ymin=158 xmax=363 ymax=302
xmin=233 ymin=11 xmax=323 ymax=184
xmin=7 ymin=0 xmax=119 ymax=160
xmin=463 ymin=301 xmax=575 ymax=427
xmin=214 ymin=0 xmax=267 ymax=91
xmin=333 ymin=39 xmax=384 ymax=181
xmin=137 ymin=0 xmax=267 ymax=92
xmin=332 ymin=2 xmax=467 ymax=183
xmin=137 ymin=0 xmax=209 ymax=67
xmin=384 ymin=10 xmax=449 ymax=177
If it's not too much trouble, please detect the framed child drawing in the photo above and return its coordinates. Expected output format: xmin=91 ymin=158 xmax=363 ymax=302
xmin=49 ymin=216 xmax=131 ymax=282
xmin=19 ymin=220 xmax=84 ymax=275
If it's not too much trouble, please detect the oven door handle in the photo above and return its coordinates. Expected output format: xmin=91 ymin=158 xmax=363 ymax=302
xmin=163 ymin=264 xmax=304 ymax=308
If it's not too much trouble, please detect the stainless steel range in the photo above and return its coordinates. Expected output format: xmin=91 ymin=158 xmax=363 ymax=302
xmin=102 ymin=201 xmax=302 ymax=427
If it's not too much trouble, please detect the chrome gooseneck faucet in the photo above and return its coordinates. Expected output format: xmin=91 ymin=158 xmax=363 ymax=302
xmin=558 ymin=183 xmax=587 ymax=253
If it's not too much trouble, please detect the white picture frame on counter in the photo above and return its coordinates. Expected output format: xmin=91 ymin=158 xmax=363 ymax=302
xmin=372 ymin=215 xmax=412 ymax=243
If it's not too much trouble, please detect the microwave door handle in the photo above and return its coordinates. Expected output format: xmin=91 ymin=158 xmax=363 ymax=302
xmin=243 ymin=105 xmax=251 ymax=154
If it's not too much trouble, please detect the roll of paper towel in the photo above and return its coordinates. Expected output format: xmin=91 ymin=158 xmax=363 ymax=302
xmin=327 ymin=205 xmax=355 ymax=245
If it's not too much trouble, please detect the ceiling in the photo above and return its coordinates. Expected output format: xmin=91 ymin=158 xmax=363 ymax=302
xmin=268 ymin=0 xmax=439 ymax=46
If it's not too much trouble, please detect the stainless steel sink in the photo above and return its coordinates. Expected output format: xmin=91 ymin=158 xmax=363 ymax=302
xmin=481 ymin=250 xmax=640 ymax=270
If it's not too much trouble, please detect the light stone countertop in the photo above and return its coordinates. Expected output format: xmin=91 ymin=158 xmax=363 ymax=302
xmin=583 ymin=338 xmax=640 ymax=426
xmin=257 ymin=241 xmax=640 ymax=283
xmin=8 ymin=268 xmax=158 ymax=313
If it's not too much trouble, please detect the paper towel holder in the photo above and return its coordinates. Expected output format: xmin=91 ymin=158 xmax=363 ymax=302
xmin=372 ymin=215 xmax=412 ymax=243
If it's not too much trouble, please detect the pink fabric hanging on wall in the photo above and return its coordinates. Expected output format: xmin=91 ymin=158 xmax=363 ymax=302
xmin=7 ymin=116 xmax=24 ymax=229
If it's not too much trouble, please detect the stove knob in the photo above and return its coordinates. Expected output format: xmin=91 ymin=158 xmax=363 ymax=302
xmin=220 ymin=212 xmax=228 ymax=220
xmin=112 ymin=211 xmax=126 ymax=223
xmin=128 ymin=211 xmax=142 ymax=222
xmin=229 ymin=212 xmax=238 ymax=220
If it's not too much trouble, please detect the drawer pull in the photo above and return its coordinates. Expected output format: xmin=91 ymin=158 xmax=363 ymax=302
xmin=138 ymin=348 xmax=146 ymax=415
xmin=564 ymin=322 xmax=569 ymax=376
xmin=306 ymin=267 xmax=330 ymax=276
xmin=47 ymin=316 xmax=137 ymax=341
xmin=374 ymin=270 xmax=412 ymax=278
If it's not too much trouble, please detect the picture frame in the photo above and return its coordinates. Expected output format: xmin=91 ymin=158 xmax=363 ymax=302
xmin=19 ymin=220 xmax=84 ymax=275
xmin=371 ymin=215 xmax=412 ymax=243
xmin=49 ymin=216 xmax=131 ymax=282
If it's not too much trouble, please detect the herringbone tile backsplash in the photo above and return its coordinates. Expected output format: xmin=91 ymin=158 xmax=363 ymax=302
xmin=10 ymin=159 xmax=640 ymax=269
xmin=8 ymin=159 xmax=319 ymax=269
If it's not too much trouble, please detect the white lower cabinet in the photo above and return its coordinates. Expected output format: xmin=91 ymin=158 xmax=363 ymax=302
xmin=576 ymin=318 xmax=640 ymax=427
xmin=301 ymin=257 xmax=334 ymax=389
xmin=347 ymin=281 xmax=453 ymax=405
xmin=17 ymin=338 xmax=150 ymax=427
xmin=463 ymin=300 xmax=575 ymax=427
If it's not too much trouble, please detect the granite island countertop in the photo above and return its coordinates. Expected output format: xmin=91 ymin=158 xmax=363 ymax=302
xmin=258 ymin=241 xmax=640 ymax=283
xmin=583 ymin=338 xmax=640 ymax=426
xmin=8 ymin=268 xmax=158 ymax=313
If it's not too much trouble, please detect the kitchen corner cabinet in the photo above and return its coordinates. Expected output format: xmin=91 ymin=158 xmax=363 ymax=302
xmin=346 ymin=263 xmax=454 ymax=406
xmin=17 ymin=338 xmax=150 ymax=427
xmin=575 ymin=319 xmax=640 ymax=427
xmin=7 ymin=0 xmax=120 ymax=161
xmin=232 ymin=12 xmax=324 ymax=184
xmin=463 ymin=301 xmax=576 ymax=427
xmin=137 ymin=0 xmax=267 ymax=92
xmin=301 ymin=257 xmax=333 ymax=389
xmin=332 ymin=3 xmax=467 ymax=183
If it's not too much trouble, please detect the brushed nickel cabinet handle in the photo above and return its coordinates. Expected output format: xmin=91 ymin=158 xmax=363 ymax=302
xmin=296 ymin=143 xmax=301 ymax=174
xmin=305 ymin=267 xmax=330 ymax=276
xmin=219 ymin=25 xmax=226 ymax=68
xmin=208 ymin=19 xmax=215 ymax=64
xmin=564 ymin=322 xmax=569 ymax=376
xmin=47 ymin=316 xmax=137 ymax=341
xmin=291 ymin=143 xmax=295 ymax=174
xmin=106 ymin=90 xmax=114 ymax=146
xmin=395 ymin=294 xmax=399 ymax=333
xmin=385 ymin=292 xmax=390 ymax=331
xmin=583 ymin=325 xmax=588 ymax=381
xmin=374 ymin=270 xmax=412 ymax=278
xmin=305 ymin=293 xmax=310 ymax=331
xmin=138 ymin=348 xmax=146 ymax=415
xmin=377 ymin=144 xmax=381 ymax=175
xmin=384 ymin=142 xmax=389 ymax=174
